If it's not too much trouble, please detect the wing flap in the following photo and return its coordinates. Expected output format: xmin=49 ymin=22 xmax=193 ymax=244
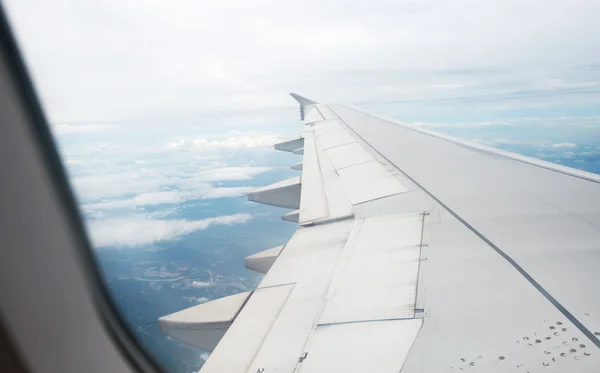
xmin=316 ymin=130 xmax=355 ymax=150
xmin=200 ymin=284 xmax=294 ymax=373
xmin=312 ymin=120 xmax=344 ymax=136
xmin=319 ymin=213 xmax=423 ymax=324
xmin=313 ymin=143 xmax=353 ymax=221
xmin=298 ymin=319 xmax=423 ymax=373
xmin=202 ymin=214 xmax=427 ymax=373
xmin=296 ymin=103 xmax=412 ymax=224
xmin=337 ymin=161 xmax=409 ymax=205
xmin=324 ymin=141 xmax=374 ymax=170
xmin=298 ymin=131 xmax=329 ymax=224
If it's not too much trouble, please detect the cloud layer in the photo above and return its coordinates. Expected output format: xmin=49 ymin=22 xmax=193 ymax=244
xmin=551 ymin=143 xmax=577 ymax=149
xmin=81 ymin=186 xmax=255 ymax=212
xmin=166 ymin=133 xmax=286 ymax=151
xmin=88 ymin=213 xmax=253 ymax=247
xmin=7 ymin=0 xmax=600 ymax=122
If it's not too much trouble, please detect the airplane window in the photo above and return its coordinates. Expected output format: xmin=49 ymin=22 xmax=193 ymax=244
xmin=3 ymin=1 xmax=600 ymax=372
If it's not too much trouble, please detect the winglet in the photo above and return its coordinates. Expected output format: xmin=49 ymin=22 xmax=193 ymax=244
xmin=289 ymin=93 xmax=318 ymax=106
xmin=290 ymin=93 xmax=318 ymax=120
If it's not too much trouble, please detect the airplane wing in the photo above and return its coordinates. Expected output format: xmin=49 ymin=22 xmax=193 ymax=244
xmin=159 ymin=94 xmax=600 ymax=373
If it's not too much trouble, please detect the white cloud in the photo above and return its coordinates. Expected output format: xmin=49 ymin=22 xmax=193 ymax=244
xmin=202 ymin=186 xmax=255 ymax=198
xmin=200 ymin=352 xmax=210 ymax=361
xmin=82 ymin=186 xmax=254 ymax=211
xmin=552 ymin=142 xmax=577 ymax=149
xmin=146 ymin=208 xmax=179 ymax=219
xmin=403 ymin=115 xmax=600 ymax=129
xmin=487 ymin=138 xmax=521 ymax=145
xmin=71 ymin=169 xmax=172 ymax=201
xmin=82 ymin=191 xmax=182 ymax=211
xmin=8 ymin=0 xmax=600 ymax=122
xmin=193 ymin=167 xmax=272 ymax=182
xmin=190 ymin=281 xmax=211 ymax=288
xmin=133 ymin=191 xmax=184 ymax=205
xmin=51 ymin=123 xmax=116 ymax=135
xmin=88 ymin=213 xmax=253 ymax=248
xmin=166 ymin=133 xmax=286 ymax=151
xmin=160 ymin=167 xmax=273 ymax=197
xmin=71 ymin=164 xmax=270 ymax=203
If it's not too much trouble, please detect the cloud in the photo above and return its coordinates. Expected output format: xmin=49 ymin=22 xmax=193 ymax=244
xmin=552 ymin=142 xmax=577 ymax=149
xmin=88 ymin=213 xmax=252 ymax=247
xmin=162 ymin=168 xmax=273 ymax=197
xmin=203 ymin=186 xmax=255 ymax=198
xmin=72 ymin=165 xmax=270 ymax=203
xmin=470 ymin=138 xmax=521 ymax=146
xmin=405 ymin=116 xmax=600 ymax=129
xmin=190 ymin=281 xmax=212 ymax=288
xmin=11 ymin=0 xmax=600 ymax=123
xmin=51 ymin=123 xmax=117 ymax=135
xmin=146 ymin=208 xmax=179 ymax=219
xmin=200 ymin=352 xmax=210 ymax=361
xmin=193 ymin=167 xmax=272 ymax=182
xmin=166 ymin=133 xmax=286 ymax=151
xmin=82 ymin=191 xmax=182 ymax=211
xmin=470 ymin=138 xmax=522 ymax=146
xmin=133 ymin=191 xmax=184 ymax=205
xmin=486 ymin=138 xmax=522 ymax=146
xmin=71 ymin=169 xmax=172 ymax=201
xmin=82 ymin=186 xmax=254 ymax=212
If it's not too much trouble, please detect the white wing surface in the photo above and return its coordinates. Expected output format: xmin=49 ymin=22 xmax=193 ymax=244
xmin=160 ymin=94 xmax=600 ymax=373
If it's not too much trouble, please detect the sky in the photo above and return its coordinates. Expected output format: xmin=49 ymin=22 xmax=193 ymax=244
xmin=3 ymin=0 xmax=600 ymax=248
xmin=5 ymin=0 xmax=600 ymax=122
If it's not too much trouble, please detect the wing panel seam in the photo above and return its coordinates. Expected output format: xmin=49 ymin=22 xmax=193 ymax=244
xmin=244 ymin=283 xmax=296 ymax=373
xmin=412 ymin=212 xmax=428 ymax=317
xmin=317 ymin=316 xmax=415 ymax=327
